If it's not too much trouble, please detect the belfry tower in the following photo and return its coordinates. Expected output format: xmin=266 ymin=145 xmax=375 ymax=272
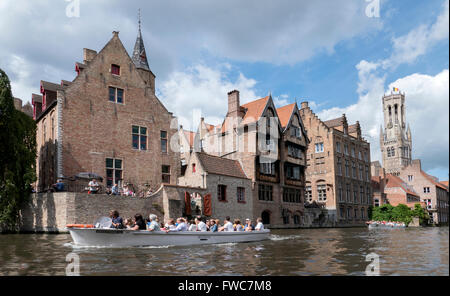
xmin=379 ymin=90 xmax=412 ymax=175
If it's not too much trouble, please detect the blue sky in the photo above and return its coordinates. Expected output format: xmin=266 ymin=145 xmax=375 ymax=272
xmin=0 ymin=0 xmax=448 ymax=180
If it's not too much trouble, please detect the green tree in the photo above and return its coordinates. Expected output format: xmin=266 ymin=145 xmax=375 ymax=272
xmin=372 ymin=204 xmax=394 ymax=221
xmin=0 ymin=68 xmax=36 ymax=230
xmin=412 ymin=203 xmax=429 ymax=225
xmin=392 ymin=204 xmax=412 ymax=225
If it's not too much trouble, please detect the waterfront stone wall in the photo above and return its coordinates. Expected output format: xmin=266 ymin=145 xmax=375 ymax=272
xmin=19 ymin=192 xmax=165 ymax=233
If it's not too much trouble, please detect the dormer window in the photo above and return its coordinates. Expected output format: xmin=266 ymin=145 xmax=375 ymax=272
xmin=111 ymin=64 xmax=120 ymax=76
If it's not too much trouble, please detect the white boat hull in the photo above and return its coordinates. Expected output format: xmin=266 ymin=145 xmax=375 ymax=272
xmin=68 ymin=228 xmax=271 ymax=247
xmin=368 ymin=224 xmax=406 ymax=229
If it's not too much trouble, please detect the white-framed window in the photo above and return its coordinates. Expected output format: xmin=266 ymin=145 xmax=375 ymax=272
xmin=315 ymin=142 xmax=324 ymax=153
xmin=424 ymin=187 xmax=430 ymax=193
xmin=305 ymin=186 xmax=312 ymax=202
xmin=374 ymin=198 xmax=380 ymax=207
xmin=317 ymin=184 xmax=327 ymax=202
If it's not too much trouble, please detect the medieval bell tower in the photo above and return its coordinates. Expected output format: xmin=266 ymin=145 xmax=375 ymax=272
xmin=379 ymin=91 xmax=412 ymax=175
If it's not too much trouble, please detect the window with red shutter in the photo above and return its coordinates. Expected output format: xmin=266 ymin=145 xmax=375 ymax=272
xmin=111 ymin=64 xmax=120 ymax=75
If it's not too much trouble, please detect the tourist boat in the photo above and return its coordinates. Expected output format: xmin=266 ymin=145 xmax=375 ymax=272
xmin=67 ymin=226 xmax=271 ymax=247
xmin=366 ymin=221 xmax=406 ymax=229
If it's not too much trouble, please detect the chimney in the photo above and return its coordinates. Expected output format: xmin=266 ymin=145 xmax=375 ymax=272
xmin=300 ymin=101 xmax=309 ymax=109
xmin=227 ymin=90 xmax=244 ymax=118
xmin=83 ymin=48 xmax=97 ymax=64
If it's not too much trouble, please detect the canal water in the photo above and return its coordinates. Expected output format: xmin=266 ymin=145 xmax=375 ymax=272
xmin=0 ymin=227 xmax=448 ymax=276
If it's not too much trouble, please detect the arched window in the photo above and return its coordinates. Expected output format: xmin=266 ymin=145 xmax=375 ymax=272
xmin=387 ymin=147 xmax=391 ymax=157
xmin=391 ymin=147 xmax=395 ymax=156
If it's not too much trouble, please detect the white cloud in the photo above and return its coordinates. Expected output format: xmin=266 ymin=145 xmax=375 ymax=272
xmin=0 ymin=0 xmax=382 ymax=104
xmin=157 ymin=64 xmax=259 ymax=131
xmin=382 ymin=0 xmax=449 ymax=69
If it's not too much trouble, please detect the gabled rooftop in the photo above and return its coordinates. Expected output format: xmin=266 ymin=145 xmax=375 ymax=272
xmin=276 ymin=103 xmax=296 ymax=128
xmin=196 ymin=152 xmax=248 ymax=179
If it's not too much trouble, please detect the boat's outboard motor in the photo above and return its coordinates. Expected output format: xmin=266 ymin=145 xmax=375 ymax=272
xmin=95 ymin=217 xmax=113 ymax=229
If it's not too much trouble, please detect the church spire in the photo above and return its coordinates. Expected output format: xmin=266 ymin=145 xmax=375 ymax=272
xmin=132 ymin=9 xmax=150 ymax=71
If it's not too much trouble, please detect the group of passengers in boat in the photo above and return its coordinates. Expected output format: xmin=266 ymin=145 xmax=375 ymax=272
xmin=366 ymin=220 xmax=406 ymax=227
xmin=109 ymin=211 xmax=265 ymax=232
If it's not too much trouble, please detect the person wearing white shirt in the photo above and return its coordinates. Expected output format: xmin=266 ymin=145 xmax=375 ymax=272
xmin=188 ymin=220 xmax=196 ymax=231
xmin=219 ymin=216 xmax=234 ymax=232
xmin=166 ymin=218 xmax=188 ymax=232
xmin=195 ymin=216 xmax=207 ymax=232
xmin=255 ymin=217 xmax=265 ymax=231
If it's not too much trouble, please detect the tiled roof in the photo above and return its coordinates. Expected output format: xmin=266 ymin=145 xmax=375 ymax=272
xmin=440 ymin=181 xmax=449 ymax=188
xmin=196 ymin=152 xmax=248 ymax=179
xmin=241 ymin=96 xmax=270 ymax=125
xmin=276 ymin=103 xmax=296 ymax=128
xmin=385 ymin=174 xmax=419 ymax=197
xmin=323 ymin=116 xmax=344 ymax=128
xmin=420 ymin=171 xmax=448 ymax=190
xmin=348 ymin=123 xmax=358 ymax=133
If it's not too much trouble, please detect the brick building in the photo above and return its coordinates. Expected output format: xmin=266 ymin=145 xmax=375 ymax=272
xmin=32 ymin=29 xmax=179 ymax=193
xmin=178 ymin=152 xmax=253 ymax=222
xmin=194 ymin=91 xmax=308 ymax=227
xmin=398 ymin=160 xmax=449 ymax=224
xmin=371 ymin=162 xmax=421 ymax=208
xmin=299 ymin=102 xmax=372 ymax=226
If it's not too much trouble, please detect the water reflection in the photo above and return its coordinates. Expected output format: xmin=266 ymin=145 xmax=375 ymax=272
xmin=0 ymin=227 xmax=448 ymax=276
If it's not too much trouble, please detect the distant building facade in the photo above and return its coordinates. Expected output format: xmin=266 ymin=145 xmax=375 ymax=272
xmin=380 ymin=92 xmax=412 ymax=175
xmin=13 ymin=97 xmax=33 ymax=117
xmin=299 ymin=102 xmax=372 ymax=226
xmin=32 ymin=30 xmax=180 ymax=193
